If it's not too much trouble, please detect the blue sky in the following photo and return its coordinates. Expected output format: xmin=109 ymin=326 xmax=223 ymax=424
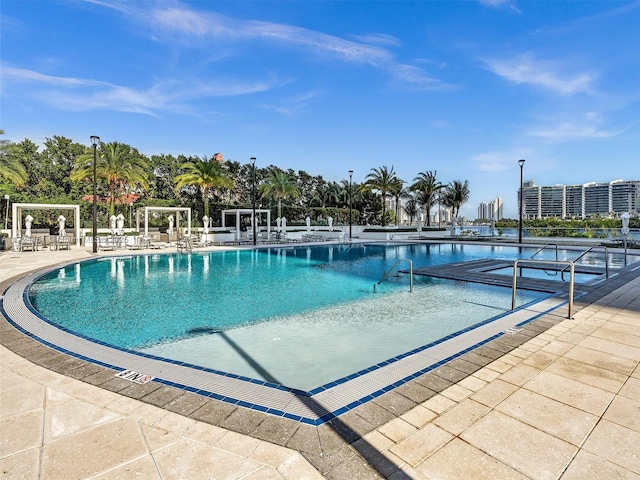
xmin=2 ymin=0 xmax=639 ymax=218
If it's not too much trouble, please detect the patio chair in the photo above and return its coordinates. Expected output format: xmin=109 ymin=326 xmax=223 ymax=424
xmin=20 ymin=237 xmax=38 ymax=252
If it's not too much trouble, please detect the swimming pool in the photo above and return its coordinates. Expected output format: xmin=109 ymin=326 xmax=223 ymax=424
xmin=25 ymin=242 xmax=607 ymax=390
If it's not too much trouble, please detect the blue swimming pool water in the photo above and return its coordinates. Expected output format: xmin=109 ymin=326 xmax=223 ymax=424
xmin=28 ymin=242 xmax=622 ymax=389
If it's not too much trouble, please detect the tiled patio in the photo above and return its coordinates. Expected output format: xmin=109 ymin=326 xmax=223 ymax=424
xmin=1 ymin=246 xmax=639 ymax=479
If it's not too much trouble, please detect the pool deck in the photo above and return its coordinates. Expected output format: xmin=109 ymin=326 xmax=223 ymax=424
xmin=1 ymin=243 xmax=639 ymax=479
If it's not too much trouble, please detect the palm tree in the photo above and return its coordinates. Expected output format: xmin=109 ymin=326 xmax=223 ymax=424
xmin=259 ymin=170 xmax=301 ymax=218
xmin=175 ymin=155 xmax=234 ymax=217
xmin=442 ymin=180 xmax=470 ymax=218
xmin=72 ymin=141 xmax=149 ymax=216
xmin=362 ymin=166 xmax=400 ymax=226
xmin=411 ymin=170 xmax=444 ymax=226
xmin=0 ymin=130 xmax=27 ymax=187
xmin=309 ymin=183 xmax=340 ymax=208
xmin=403 ymin=196 xmax=419 ymax=225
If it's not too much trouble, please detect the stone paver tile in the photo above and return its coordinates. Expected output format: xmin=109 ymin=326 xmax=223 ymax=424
xmin=153 ymin=411 xmax=196 ymax=434
xmin=377 ymin=417 xmax=417 ymax=443
xmin=93 ymin=456 xmax=162 ymax=479
xmin=41 ymin=417 xmax=147 ymax=479
xmin=153 ymin=437 xmax=263 ymax=479
xmin=523 ymin=370 xmax=615 ymax=416
xmin=470 ymin=379 xmax=518 ymax=408
xmin=0 ymin=444 xmax=41 ymax=479
xmin=495 ymin=388 xmax=598 ymax=446
xmin=582 ymin=420 xmax=640 ymax=475
xmin=560 ymin=449 xmax=640 ymax=480
xmin=65 ymin=380 xmax=123 ymax=406
xmin=522 ymin=351 xmax=559 ymax=370
xmin=181 ymin=420 xmax=228 ymax=446
xmin=249 ymin=441 xmax=300 ymax=470
xmin=603 ymin=395 xmax=640 ymax=433
xmin=214 ymin=430 xmax=262 ymax=457
xmin=416 ymin=437 xmax=528 ymax=480
xmin=358 ymin=430 xmax=395 ymax=457
xmin=461 ymin=411 xmax=577 ymax=480
xmin=433 ymin=398 xmax=490 ymax=436
xmin=0 ymin=378 xmax=44 ymax=419
xmin=557 ymin=331 xmax=587 ymax=345
xmin=400 ymin=404 xmax=437 ymax=428
xmin=276 ymin=451 xmax=325 ymax=480
xmin=457 ymin=375 xmax=487 ymax=393
xmin=619 ymin=377 xmax=640 ymax=401
xmin=564 ymin=345 xmax=638 ymax=376
xmin=422 ymin=394 xmax=457 ymax=414
xmin=592 ymin=325 xmax=640 ymax=347
xmin=472 ymin=367 xmax=501 ymax=383
xmin=44 ymin=397 xmax=121 ymax=442
xmin=0 ymin=410 xmax=44 ymax=458
xmin=105 ymin=395 xmax=144 ymax=415
xmin=545 ymin=357 xmax=627 ymax=393
xmin=485 ymin=359 xmax=513 ymax=374
xmin=440 ymin=384 xmax=473 ymax=402
xmin=139 ymin=423 xmax=180 ymax=452
xmin=578 ymin=336 xmax=640 ymax=361
xmin=127 ymin=402 xmax=169 ymax=424
xmin=389 ymin=424 xmax=453 ymax=467
xmin=499 ymin=364 xmax=540 ymax=386
xmin=538 ymin=338 xmax=573 ymax=356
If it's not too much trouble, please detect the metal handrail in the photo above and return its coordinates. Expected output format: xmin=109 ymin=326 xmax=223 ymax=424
xmin=374 ymin=259 xmax=414 ymax=293
xmin=531 ymin=243 xmax=559 ymax=261
xmin=511 ymin=259 xmax=575 ymax=319
xmin=562 ymin=246 xmax=609 ymax=279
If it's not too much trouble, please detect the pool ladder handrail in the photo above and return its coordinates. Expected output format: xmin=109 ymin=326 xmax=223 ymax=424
xmin=511 ymin=258 xmax=575 ymax=319
xmin=374 ymin=259 xmax=414 ymax=293
xmin=562 ymin=246 xmax=609 ymax=280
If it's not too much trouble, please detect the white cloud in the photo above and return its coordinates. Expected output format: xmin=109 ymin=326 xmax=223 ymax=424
xmin=485 ymin=53 xmax=595 ymax=95
xmin=1 ymin=64 xmax=285 ymax=115
xmin=472 ymin=151 xmax=530 ymax=173
xmin=104 ymin=0 xmax=452 ymax=89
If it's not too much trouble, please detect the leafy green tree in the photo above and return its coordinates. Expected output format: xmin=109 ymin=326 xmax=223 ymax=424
xmin=0 ymin=130 xmax=28 ymax=187
xmin=310 ymin=183 xmax=340 ymax=208
xmin=442 ymin=180 xmax=470 ymax=218
xmin=362 ymin=165 xmax=400 ymax=226
xmin=259 ymin=169 xmax=301 ymax=219
xmin=72 ymin=141 xmax=150 ymax=216
xmin=411 ymin=170 xmax=444 ymax=226
xmin=175 ymin=155 xmax=234 ymax=217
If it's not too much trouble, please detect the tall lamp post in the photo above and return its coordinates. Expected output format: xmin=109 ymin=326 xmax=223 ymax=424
xmin=91 ymin=136 xmax=100 ymax=253
xmin=348 ymin=170 xmax=353 ymax=241
xmin=518 ymin=159 xmax=525 ymax=244
xmin=251 ymin=157 xmax=257 ymax=246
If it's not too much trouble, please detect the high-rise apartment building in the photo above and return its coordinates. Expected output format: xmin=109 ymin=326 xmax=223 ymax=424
xmin=521 ymin=179 xmax=639 ymax=219
xmin=477 ymin=197 xmax=503 ymax=221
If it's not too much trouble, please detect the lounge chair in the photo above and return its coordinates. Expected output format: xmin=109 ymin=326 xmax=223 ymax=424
xmin=20 ymin=237 xmax=38 ymax=252
xmin=98 ymin=237 xmax=117 ymax=251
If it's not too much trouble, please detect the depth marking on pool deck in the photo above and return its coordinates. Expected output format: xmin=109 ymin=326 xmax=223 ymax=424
xmin=3 ymin=268 xmax=570 ymax=424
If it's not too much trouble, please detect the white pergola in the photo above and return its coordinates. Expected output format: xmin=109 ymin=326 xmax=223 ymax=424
xmin=135 ymin=206 xmax=192 ymax=237
xmin=221 ymin=208 xmax=272 ymax=240
xmin=11 ymin=203 xmax=81 ymax=247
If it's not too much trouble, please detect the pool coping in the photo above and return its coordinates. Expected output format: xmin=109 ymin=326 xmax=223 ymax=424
xmin=4 ymin=254 xmax=575 ymax=425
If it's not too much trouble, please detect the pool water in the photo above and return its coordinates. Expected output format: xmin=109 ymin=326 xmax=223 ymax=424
xmin=29 ymin=243 xmax=613 ymax=390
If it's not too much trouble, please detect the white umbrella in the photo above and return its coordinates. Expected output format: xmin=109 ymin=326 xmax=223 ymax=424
xmin=116 ymin=214 xmax=125 ymax=235
xmin=203 ymin=215 xmax=209 ymax=234
xmin=276 ymin=217 xmax=281 ymax=233
xmin=58 ymin=215 xmax=66 ymax=237
xmin=25 ymin=214 xmax=34 ymax=237
xmin=621 ymin=212 xmax=630 ymax=235
xmin=416 ymin=211 xmax=423 ymax=232
xmin=110 ymin=215 xmax=117 ymax=234
xmin=328 ymin=216 xmax=333 ymax=231
xmin=306 ymin=216 xmax=311 ymax=233
xmin=281 ymin=216 xmax=287 ymax=235
xmin=168 ymin=215 xmax=174 ymax=234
